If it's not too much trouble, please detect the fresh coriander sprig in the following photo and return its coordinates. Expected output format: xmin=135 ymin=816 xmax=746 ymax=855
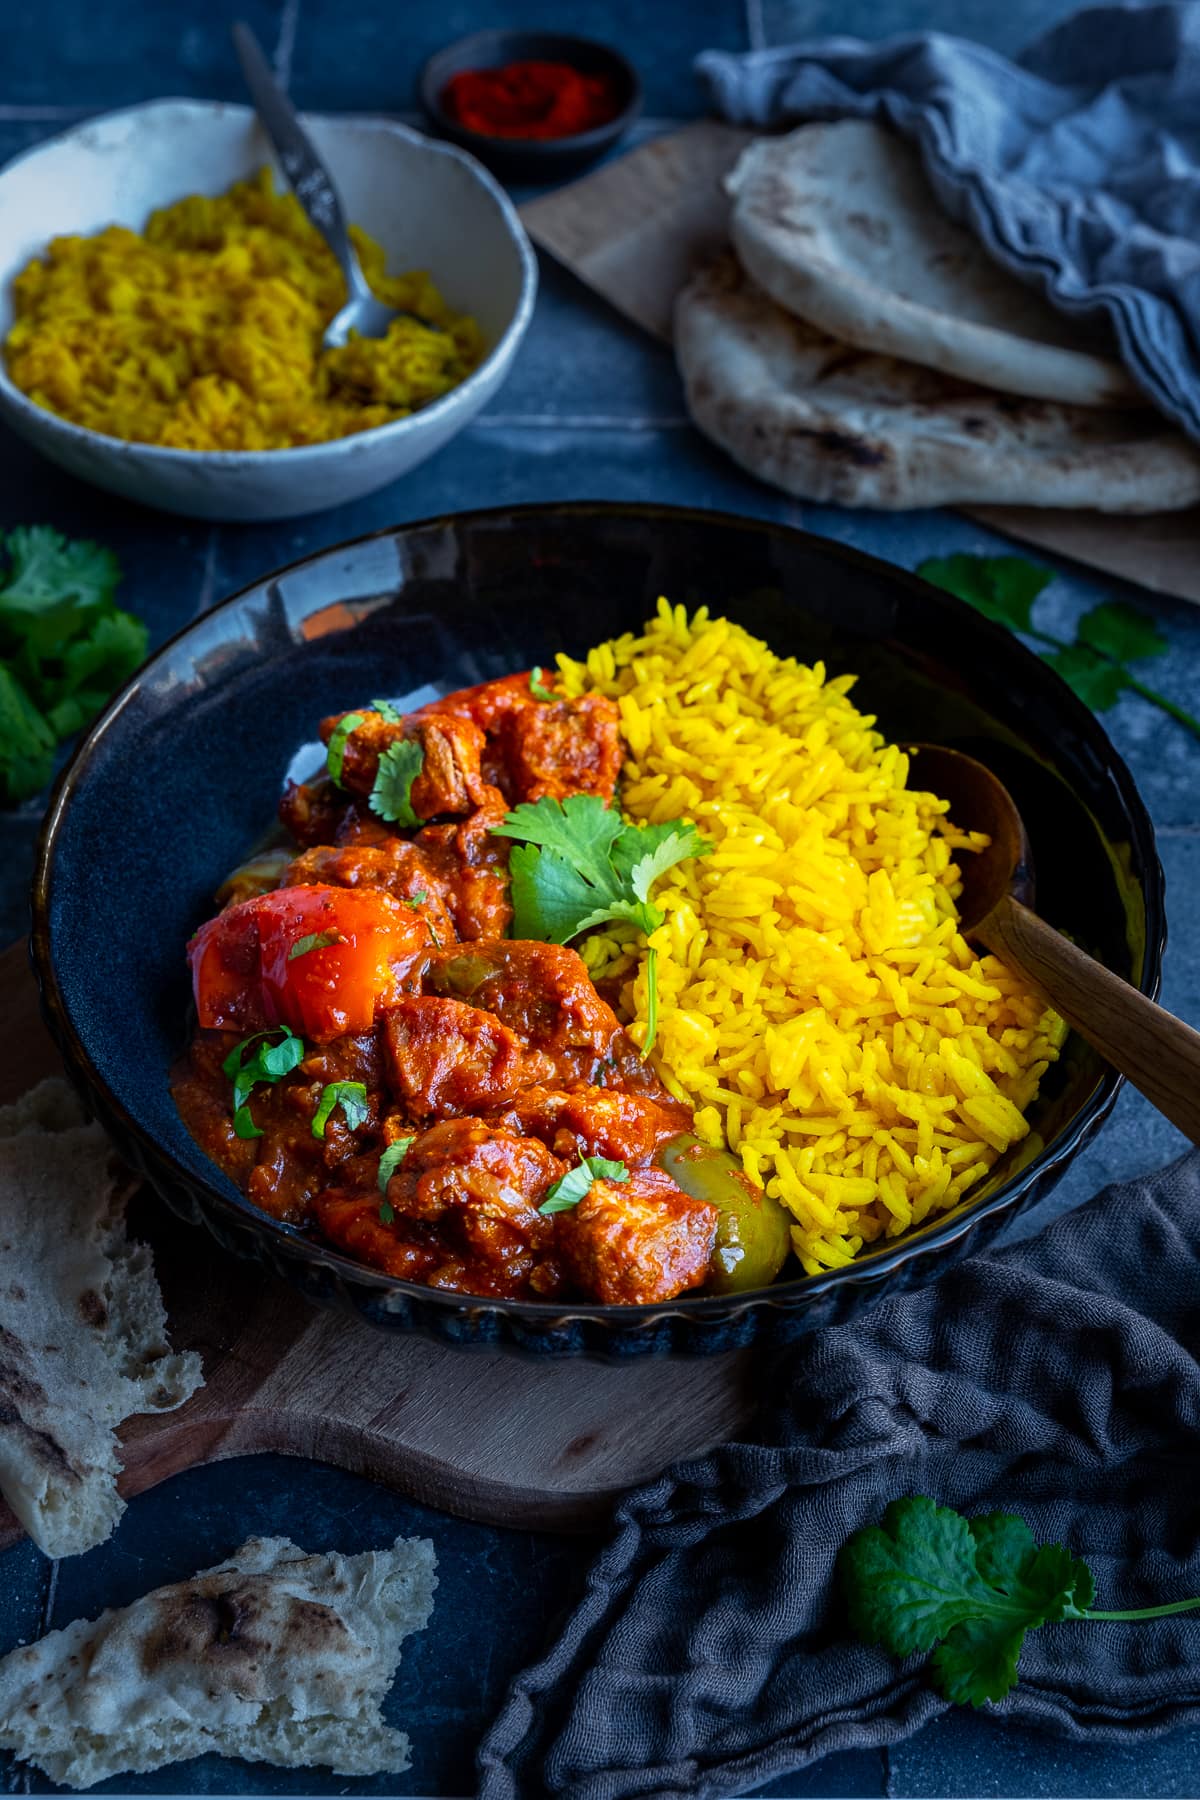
xmin=539 ymin=1154 xmax=630 ymax=1215
xmin=493 ymin=796 xmax=708 ymax=1057
xmin=529 ymin=666 xmax=555 ymax=701
xmin=493 ymin=794 xmax=711 ymax=940
xmin=311 ymin=1079 xmax=369 ymax=1140
xmin=492 ymin=795 xmax=709 ymax=1054
xmin=840 ymin=1496 xmax=1200 ymax=1707
xmin=918 ymin=554 xmax=1200 ymax=739
xmin=222 ymin=1026 xmax=305 ymax=1140
xmin=0 ymin=526 xmax=147 ymax=804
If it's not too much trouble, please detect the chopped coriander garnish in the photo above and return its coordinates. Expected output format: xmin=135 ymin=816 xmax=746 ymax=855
xmin=222 ymin=1026 xmax=305 ymax=1140
xmin=326 ymin=711 xmax=365 ymax=788
xmin=529 ymin=666 xmax=555 ymax=702
xmin=311 ymin=1079 xmax=370 ymax=1140
xmin=370 ymin=738 xmax=424 ymax=827
xmin=401 ymin=891 xmax=442 ymax=947
xmin=378 ymin=1135 xmax=415 ymax=1224
xmin=539 ymin=1154 xmax=629 ymax=1215
xmin=287 ymin=930 xmax=343 ymax=961
xmin=378 ymin=1137 xmax=415 ymax=1195
xmin=371 ymin=698 xmax=402 ymax=723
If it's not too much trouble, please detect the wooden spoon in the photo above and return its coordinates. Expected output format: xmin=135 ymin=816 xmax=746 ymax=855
xmin=910 ymin=744 xmax=1200 ymax=1144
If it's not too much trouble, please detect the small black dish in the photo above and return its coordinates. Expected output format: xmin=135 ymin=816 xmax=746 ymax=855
xmin=31 ymin=503 xmax=1163 ymax=1360
xmin=419 ymin=30 xmax=642 ymax=182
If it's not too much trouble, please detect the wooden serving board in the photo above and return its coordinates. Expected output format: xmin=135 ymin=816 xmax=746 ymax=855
xmin=0 ymin=942 xmax=754 ymax=1545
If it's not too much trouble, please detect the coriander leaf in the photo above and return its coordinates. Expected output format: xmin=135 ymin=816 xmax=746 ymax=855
xmin=379 ymin=1199 xmax=396 ymax=1224
xmin=261 ymin=1035 xmax=306 ymax=1079
xmin=610 ymin=818 xmax=709 ymax=890
xmin=934 ymin=1615 xmax=1030 ymax=1709
xmin=312 ymin=1079 xmax=369 ymax=1140
xmin=493 ymin=794 xmax=624 ymax=899
xmin=0 ymin=666 xmax=56 ymax=804
xmin=529 ymin=666 xmax=555 ymax=701
xmin=968 ymin=1514 xmax=1093 ymax=1623
xmin=326 ymin=711 xmax=365 ymax=787
xmin=370 ymin=738 xmax=424 ymax=826
xmin=0 ymin=526 xmax=119 ymax=616
xmin=539 ymin=1154 xmax=629 ymax=1215
xmin=371 ymin=698 xmax=402 ymax=723
xmin=508 ymin=842 xmax=603 ymax=944
xmin=930 ymin=1527 xmax=1092 ymax=1703
xmin=840 ymin=1496 xmax=991 ymax=1658
xmin=1042 ymin=644 xmax=1127 ymax=711
xmin=402 ymin=892 xmax=442 ymax=947
xmin=288 ymin=930 xmax=342 ymax=960
xmin=1075 ymin=600 xmax=1168 ymax=665
xmin=378 ymin=1136 xmax=414 ymax=1195
xmin=917 ymin=554 xmax=1054 ymax=633
xmin=841 ymin=1497 xmax=1101 ymax=1707
xmin=641 ymin=945 xmax=659 ymax=1057
xmin=30 ymin=609 xmax=149 ymax=736
xmin=627 ymin=826 xmax=710 ymax=905
xmin=222 ymin=1026 xmax=305 ymax=1139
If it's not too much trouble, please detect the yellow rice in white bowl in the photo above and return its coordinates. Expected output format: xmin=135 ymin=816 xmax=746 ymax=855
xmin=560 ymin=600 xmax=1065 ymax=1277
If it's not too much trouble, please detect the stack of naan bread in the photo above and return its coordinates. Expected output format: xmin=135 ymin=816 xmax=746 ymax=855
xmin=0 ymin=1080 xmax=436 ymax=1789
xmin=676 ymin=121 xmax=1200 ymax=510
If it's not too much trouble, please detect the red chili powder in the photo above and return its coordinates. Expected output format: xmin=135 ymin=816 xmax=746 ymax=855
xmin=441 ymin=59 xmax=623 ymax=140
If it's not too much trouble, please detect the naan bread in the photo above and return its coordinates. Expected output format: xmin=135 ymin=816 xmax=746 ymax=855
xmin=674 ymin=256 xmax=1200 ymax=511
xmin=727 ymin=122 xmax=1138 ymax=408
xmin=0 ymin=1533 xmax=436 ymax=1788
xmin=0 ymin=1078 xmax=202 ymax=1557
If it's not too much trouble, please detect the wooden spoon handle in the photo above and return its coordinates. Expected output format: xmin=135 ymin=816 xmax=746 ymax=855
xmin=980 ymin=896 xmax=1200 ymax=1143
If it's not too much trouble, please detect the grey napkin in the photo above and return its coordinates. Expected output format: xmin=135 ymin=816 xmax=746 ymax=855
xmin=696 ymin=4 xmax=1200 ymax=444
xmin=477 ymin=1150 xmax=1200 ymax=1800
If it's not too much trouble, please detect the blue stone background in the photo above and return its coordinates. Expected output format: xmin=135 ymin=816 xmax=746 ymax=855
xmin=2 ymin=0 xmax=1198 ymax=1794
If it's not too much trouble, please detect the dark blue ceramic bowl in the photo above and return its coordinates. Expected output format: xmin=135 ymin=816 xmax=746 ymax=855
xmin=31 ymin=504 xmax=1163 ymax=1358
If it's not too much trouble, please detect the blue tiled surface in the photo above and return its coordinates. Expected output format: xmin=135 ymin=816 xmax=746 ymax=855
xmin=2 ymin=2 xmax=1199 ymax=1797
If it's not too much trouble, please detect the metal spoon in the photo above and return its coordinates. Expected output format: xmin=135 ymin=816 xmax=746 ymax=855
xmin=232 ymin=21 xmax=436 ymax=347
xmin=910 ymin=744 xmax=1200 ymax=1144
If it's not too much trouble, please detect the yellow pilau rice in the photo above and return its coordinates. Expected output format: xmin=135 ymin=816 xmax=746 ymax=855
xmin=560 ymin=601 xmax=1066 ymax=1275
xmin=4 ymin=169 xmax=485 ymax=450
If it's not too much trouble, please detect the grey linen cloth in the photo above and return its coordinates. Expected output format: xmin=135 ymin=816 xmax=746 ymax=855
xmin=696 ymin=4 xmax=1200 ymax=444
xmin=477 ymin=1151 xmax=1200 ymax=1800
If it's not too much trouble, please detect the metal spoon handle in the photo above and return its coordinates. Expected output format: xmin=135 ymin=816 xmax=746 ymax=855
xmin=232 ymin=21 xmax=368 ymax=302
xmin=982 ymin=895 xmax=1200 ymax=1144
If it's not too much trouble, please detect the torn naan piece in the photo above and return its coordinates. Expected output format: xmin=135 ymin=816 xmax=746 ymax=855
xmin=675 ymin=256 xmax=1200 ymax=511
xmin=726 ymin=121 xmax=1138 ymax=408
xmin=0 ymin=1534 xmax=437 ymax=1789
xmin=0 ymin=1077 xmax=202 ymax=1557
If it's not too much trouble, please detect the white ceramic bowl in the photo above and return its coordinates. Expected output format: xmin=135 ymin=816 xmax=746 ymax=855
xmin=0 ymin=100 xmax=537 ymax=521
